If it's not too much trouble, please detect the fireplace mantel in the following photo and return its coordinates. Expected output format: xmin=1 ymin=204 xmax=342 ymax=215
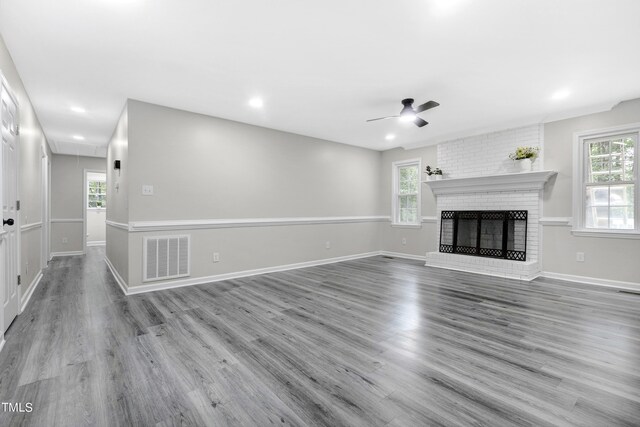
xmin=423 ymin=170 xmax=557 ymax=195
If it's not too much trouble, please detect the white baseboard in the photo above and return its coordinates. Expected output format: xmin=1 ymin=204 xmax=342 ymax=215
xmin=102 ymin=249 xmax=640 ymax=295
xmin=104 ymin=256 xmax=129 ymax=296
xmin=380 ymin=251 xmax=426 ymax=261
xmin=51 ymin=251 xmax=85 ymax=257
xmin=20 ymin=271 xmax=43 ymax=312
xmin=123 ymin=251 xmax=381 ymax=296
xmin=87 ymin=241 xmax=106 ymax=247
xmin=541 ymin=271 xmax=640 ymax=292
xmin=0 ymin=339 xmax=5 ymax=354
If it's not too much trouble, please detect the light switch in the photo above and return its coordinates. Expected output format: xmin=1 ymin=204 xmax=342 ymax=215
xmin=142 ymin=185 xmax=154 ymax=196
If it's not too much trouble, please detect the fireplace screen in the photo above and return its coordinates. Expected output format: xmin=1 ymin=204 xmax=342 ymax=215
xmin=439 ymin=210 xmax=527 ymax=261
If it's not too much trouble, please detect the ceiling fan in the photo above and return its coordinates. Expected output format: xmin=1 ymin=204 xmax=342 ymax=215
xmin=367 ymin=98 xmax=439 ymax=127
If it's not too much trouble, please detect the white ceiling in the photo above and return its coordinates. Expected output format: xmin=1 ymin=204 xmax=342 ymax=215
xmin=1 ymin=0 xmax=640 ymax=156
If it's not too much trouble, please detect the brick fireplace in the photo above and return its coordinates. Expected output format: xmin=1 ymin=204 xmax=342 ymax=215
xmin=423 ymin=125 xmax=556 ymax=280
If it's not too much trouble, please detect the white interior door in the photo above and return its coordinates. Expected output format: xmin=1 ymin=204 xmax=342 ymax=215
xmin=1 ymin=80 xmax=20 ymax=332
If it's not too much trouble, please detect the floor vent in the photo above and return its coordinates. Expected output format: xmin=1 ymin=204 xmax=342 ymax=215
xmin=143 ymin=235 xmax=190 ymax=282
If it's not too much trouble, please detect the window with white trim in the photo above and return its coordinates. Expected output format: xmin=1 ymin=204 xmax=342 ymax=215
xmin=392 ymin=159 xmax=421 ymax=225
xmin=87 ymin=176 xmax=107 ymax=209
xmin=574 ymin=126 xmax=638 ymax=234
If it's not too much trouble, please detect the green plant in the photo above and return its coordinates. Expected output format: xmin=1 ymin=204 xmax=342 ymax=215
xmin=509 ymin=146 xmax=540 ymax=161
xmin=425 ymin=165 xmax=443 ymax=176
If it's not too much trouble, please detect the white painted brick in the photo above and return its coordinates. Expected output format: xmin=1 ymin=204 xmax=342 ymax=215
xmin=438 ymin=124 xmax=542 ymax=179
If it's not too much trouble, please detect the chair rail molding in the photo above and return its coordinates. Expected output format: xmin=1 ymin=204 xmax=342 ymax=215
xmin=126 ymin=215 xmax=389 ymax=232
xmin=539 ymin=217 xmax=572 ymax=226
xmin=20 ymin=222 xmax=42 ymax=232
xmin=105 ymin=220 xmax=129 ymax=231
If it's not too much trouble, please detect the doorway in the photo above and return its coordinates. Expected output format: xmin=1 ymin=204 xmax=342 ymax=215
xmin=1 ymin=76 xmax=21 ymax=332
xmin=84 ymin=170 xmax=106 ymax=251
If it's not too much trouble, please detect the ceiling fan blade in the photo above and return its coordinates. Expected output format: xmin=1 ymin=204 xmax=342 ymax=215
xmin=414 ymin=117 xmax=428 ymax=127
xmin=415 ymin=100 xmax=439 ymax=113
xmin=366 ymin=115 xmax=399 ymax=122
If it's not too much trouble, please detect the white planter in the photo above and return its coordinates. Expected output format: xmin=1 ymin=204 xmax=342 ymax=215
xmin=516 ymin=158 xmax=532 ymax=172
xmin=435 ymin=175 xmax=443 ymax=180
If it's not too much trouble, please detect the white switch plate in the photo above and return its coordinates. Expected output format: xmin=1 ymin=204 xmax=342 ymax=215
xmin=142 ymin=185 xmax=154 ymax=196
xmin=576 ymin=252 xmax=585 ymax=262
xmin=213 ymin=252 xmax=220 ymax=263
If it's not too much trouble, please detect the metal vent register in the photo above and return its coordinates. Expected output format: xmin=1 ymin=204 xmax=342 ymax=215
xmin=144 ymin=235 xmax=190 ymax=281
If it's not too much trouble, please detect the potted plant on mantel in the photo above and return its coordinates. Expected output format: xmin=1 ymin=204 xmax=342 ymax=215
xmin=425 ymin=165 xmax=443 ymax=181
xmin=509 ymin=146 xmax=540 ymax=172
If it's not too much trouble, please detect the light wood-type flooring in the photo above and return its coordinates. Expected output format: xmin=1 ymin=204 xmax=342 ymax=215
xmin=0 ymin=247 xmax=639 ymax=426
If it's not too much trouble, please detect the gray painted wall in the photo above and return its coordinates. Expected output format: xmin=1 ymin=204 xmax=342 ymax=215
xmin=106 ymin=105 xmax=129 ymax=284
xmin=127 ymin=100 xmax=381 ymax=221
xmin=379 ymin=146 xmax=439 ymax=256
xmin=106 ymin=105 xmax=129 ymax=224
xmin=110 ymin=100 xmax=383 ymax=289
xmin=50 ymin=154 xmax=106 ymax=253
xmin=0 ymin=34 xmax=51 ymax=303
xmin=542 ymin=99 xmax=640 ymax=283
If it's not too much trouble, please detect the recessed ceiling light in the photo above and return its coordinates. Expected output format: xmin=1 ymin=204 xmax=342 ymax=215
xmin=72 ymin=135 xmax=85 ymax=141
xmin=431 ymin=0 xmax=467 ymax=17
xmin=70 ymin=106 xmax=86 ymax=114
xmin=248 ymin=97 xmax=264 ymax=108
xmin=385 ymin=134 xmax=396 ymax=141
xmin=551 ymin=89 xmax=571 ymax=101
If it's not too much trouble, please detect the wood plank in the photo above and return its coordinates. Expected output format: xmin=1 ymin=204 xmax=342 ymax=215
xmin=0 ymin=247 xmax=638 ymax=426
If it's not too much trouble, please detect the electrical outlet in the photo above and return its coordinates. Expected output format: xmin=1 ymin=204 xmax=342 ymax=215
xmin=142 ymin=185 xmax=154 ymax=196
xmin=213 ymin=252 xmax=220 ymax=263
xmin=62 ymin=237 xmax=68 ymax=244
xmin=576 ymin=252 xmax=585 ymax=262
xmin=325 ymin=241 xmax=331 ymax=249
xmin=402 ymin=237 xmax=407 ymax=245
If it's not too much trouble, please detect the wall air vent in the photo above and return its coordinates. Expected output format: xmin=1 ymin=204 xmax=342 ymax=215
xmin=143 ymin=235 xmax=190 ymax=282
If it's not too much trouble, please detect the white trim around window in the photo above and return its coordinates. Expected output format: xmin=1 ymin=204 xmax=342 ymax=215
xmin=572 ymin=122 xmax=640 ymax=237
xmin=391 ymin=158 xmax=422 ymax=227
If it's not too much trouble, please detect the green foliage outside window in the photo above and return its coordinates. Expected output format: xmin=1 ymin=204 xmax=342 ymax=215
xmin=88 ymin=180 xmax=106 ymax=208
xmin=585 ymin=136 xmax=635 ymax=229
xmin=398 ymin=165 xmax=419 ymax=223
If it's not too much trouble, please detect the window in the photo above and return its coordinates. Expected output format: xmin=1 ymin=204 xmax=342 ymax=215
xmin=574 ymin=125 xmax=639 ymax=236
xmin=392 ymin=159 xmax=421 ymax=225
xmin=87 ymin=178 xmax=106 ymax=209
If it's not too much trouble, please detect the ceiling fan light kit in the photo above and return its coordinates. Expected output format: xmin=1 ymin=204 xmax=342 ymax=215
xmin=367 ymin=98 xmax=439 ymax=128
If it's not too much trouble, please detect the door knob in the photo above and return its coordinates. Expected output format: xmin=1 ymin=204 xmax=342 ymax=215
xmin=3 ymin=218 xmax=14 ymax=226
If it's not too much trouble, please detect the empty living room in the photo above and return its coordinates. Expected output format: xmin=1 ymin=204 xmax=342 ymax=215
xmin=1 ymin=1 xmax=639 ymax=426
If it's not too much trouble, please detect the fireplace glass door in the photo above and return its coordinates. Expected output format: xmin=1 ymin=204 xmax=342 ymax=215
xmin=439 ymin=210 xmax=527 ymax=261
